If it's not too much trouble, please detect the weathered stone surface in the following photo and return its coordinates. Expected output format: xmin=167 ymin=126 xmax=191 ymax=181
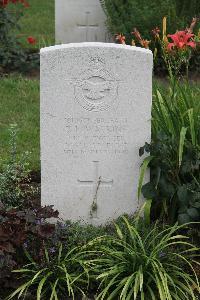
xmin=55 ymin=0 xmax=110 ymax=43
xmin=40 ymin=43 xmax=153 ymax=225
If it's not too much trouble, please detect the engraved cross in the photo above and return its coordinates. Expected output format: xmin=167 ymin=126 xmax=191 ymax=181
xmin=77 ymin=11 xmax=99 ymax=42
xmin=77 ymin=161 xmax=113 ymax=218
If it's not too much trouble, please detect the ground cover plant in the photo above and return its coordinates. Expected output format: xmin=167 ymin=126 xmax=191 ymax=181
xmin=7 ymin=243 xmax=88 ymax=300
xmin=6 ymin=216 xmax=200 ymax=299
xmin=0 ymin=214 xmax=112 ymax=299
xmin=83 ymin=217 xmax=200 ymax=300
xmin=0 ymin=203 xmax=59 ymax=298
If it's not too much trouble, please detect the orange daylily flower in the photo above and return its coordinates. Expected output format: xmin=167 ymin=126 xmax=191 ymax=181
xmin=167 ymin=31 xmax=196 ymax=51
xmin=115 ymin=34 xmax=126 ymax=45
xmin=132 ymin=28 xmax=150 ymax=49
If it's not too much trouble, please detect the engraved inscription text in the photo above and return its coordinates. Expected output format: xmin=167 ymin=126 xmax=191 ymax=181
xmin=64 ymin=117 xmax=128 ymax=155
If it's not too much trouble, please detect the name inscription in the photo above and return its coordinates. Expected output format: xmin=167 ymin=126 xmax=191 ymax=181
xmin=64 ymin=117 xmax=128 ymax=155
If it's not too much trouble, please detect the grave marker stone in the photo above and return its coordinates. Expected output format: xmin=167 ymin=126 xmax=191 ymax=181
xmin=55 ymin=0 xmax=110 ymax=43
xmin=40 ymin=43 xmax=153 ymax=225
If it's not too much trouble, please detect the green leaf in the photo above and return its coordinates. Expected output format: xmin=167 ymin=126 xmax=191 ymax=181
xmin=24 ymin=248 xmax=36 ymax=264
xmin=178 ymin=206 xmax=188 ymax=214
xmin=178 ymin=213 xmax=191 ymax=224
xmin=187 ymin=208 xmax=199 ymax=220
xmin=50 ymin=279 xmax=59 ymax=300
xmin=144 ymin=199 xmax=152 ymax=226
xmin=178 ymin=127 xmax=187 ymax=167
xmin=115 ymin=223 xmax=123 ymax=239
xmin=192 ymin=201 xmax=200 ymax=209
xmin=177 ymin=185 xmax=189 ymax=205
xmin=138 ymin=156 xmax=153 ymax=199
xmin=7 ymin=280 xmax=32 ymax=300
xmin=44 ymin=247 xmax=50 ymax=263
xmin=142 ymin=182 xmax=157 ymax=199
xmin=188 ymin=109 xmax=196 ymax=146
xmin=58 ymin=243 xmax=63 ymax=264
xmin=31 ymin=269 xmax=47 ymax=284
xmin=37 ymin=272 xmax=52 ymax=300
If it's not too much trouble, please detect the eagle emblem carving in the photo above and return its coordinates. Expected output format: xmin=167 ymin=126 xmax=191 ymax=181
xmin=74 ymin=60 xmax=118 ymax=112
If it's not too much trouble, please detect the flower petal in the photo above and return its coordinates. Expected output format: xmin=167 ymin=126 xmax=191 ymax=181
xmin=187 ymin=41 xmax=196 ymax=48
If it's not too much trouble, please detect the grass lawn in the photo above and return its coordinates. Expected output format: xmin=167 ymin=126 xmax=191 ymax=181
xmin=0 ymin=0 xmax=54 ymax=171
xmin=18 ymin=0 xmax=55 ymax=47
xmin=0 ymin=76 xmax=40 ymax=171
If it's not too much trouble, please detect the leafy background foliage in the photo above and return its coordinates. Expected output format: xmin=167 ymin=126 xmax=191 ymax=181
xmin=19 ymin=0 xmax=54 ymax=46
xmin=0 ymin=1 xmax=39 ymax=73
xmin=100 ymin=0 xmax=200 ymax=75
xmin=100 ymin=0 xmax=200 ymax=39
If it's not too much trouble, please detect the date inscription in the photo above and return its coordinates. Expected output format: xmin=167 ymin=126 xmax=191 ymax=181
xmin=64 ymin=117 xmax=128 ymax=155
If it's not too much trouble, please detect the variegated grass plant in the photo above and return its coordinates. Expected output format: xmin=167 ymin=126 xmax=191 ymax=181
xmin=152 ymin=80 xmax=200 ymax=163
xmin=83 ymin=217 xmax=200 ymax=300
xmin=138 ymin=79 xmax=200 ymax=223
xmin=7 ymin=244 xmax=88 ymax=300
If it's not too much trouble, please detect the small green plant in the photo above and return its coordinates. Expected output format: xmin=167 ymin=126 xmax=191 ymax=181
xmin=0 ymin=124 xmax=35 ymax=208
xmin=8 ymin=243 xmax=88 ymax=300
xmin=84 ymin=217 xmax=200 ymax=299
xmin=52 ymin=220 xmax=109 ymax=251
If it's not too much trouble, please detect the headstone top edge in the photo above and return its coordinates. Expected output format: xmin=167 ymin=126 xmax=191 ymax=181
xmin=40 ymin=42 xmax=152 ymax=56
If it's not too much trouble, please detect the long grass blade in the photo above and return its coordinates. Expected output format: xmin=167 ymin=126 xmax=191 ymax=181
xmin=178 ymin=127 xmax=187 ymax=167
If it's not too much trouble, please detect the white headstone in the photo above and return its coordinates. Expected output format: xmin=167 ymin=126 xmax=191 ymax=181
xmin=55 ymin=0 xmax=110 ymax=43
xmin=40 ymin=43 xmax=153 ymax=225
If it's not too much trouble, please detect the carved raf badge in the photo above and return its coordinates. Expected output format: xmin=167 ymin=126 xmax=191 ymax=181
xmin=75 ymin=57 xmax=118 ymax=112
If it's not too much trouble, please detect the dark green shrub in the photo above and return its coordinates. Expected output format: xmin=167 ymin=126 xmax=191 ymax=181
xmin=175 ymin=0 xmax=200 ymax=25
xmin=100 ymin=0 xmax=200 ymax=39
